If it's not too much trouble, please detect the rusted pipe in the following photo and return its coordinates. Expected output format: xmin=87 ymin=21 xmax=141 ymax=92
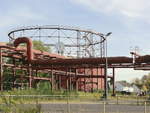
xmin=13 ymin=37 xmax=133 ymax=66
xmin=14 ymin=37 xmax=33 ymax=62
xmin=13 ymin=37 xmax=150 ymax=66
xmin=135 ymin=55 xmax=150 ymax=63
xmin=31 ymin=57 xmax=133 ymax=66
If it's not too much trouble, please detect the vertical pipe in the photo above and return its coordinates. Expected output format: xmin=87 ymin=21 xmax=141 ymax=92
xmin=101 ymin=67 xmax=103 ymax=89
xmin=100 ymin=36 xmax=104 ymax=90
xmin=51 ymin=66 xmax=54 ymax=92
xmin=97 ymin=66 xmax=99 ymax=90
xmin=112 ymin=68 xmax=115 ymax=96
xmin=69 ymin=67 xmax=71 ymax=91
xmin=12 ymin=58 xmax=16 ymax=90
xmin=14 ymin=37 xmax=33 ymax=62
xmin=104 ymin=39 xmax=108 ymax=99
xmin=84 ymin=67 xmax=86 ymax=92
xmin=36 ymin=70 xmax=38 ymax=77
xmin=73 ymin=68 xmax=76 ymax=91
xmin=66 ymin=68 xmax=69 ymax=91
xmin=28 ymin=64 xmax=32 ymax=89
xmin=0 ymin=48 xmax=3 ymax=91
xmin=21 ymin=68 xmax=23 ymax=89
xmin=79 ymin=73 xmax=81 ymax=91
xmin=104 ymin=66 xmax=107 ymax=98
xmin=91 ymin=67 xmax=93 ymax=93
xmin=75 ymin=69 xmax=78 ymax=92
xmin=59 ymin=75 xmax=61 ymax=90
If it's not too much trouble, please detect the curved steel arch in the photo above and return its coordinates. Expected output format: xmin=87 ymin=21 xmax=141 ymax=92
xmin=8 ymin=25 xmax=105 ymax=40
xmin=8 ymin=25 xmax=106 ymax=58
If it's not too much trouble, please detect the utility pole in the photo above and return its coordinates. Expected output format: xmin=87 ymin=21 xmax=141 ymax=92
xmin=103 ymin=32 xmax=112 ymax=100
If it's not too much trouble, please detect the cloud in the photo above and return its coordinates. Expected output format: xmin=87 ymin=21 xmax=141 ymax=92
xmin=0 ymin=5 xmax=48 ymax=42
xmin=116 ymin=68 xmax=149 ymax=82
xmin=0 ymin=7 xmax=47 ymax=28
xmin=70 ymin=0 xmax=150 ymax=20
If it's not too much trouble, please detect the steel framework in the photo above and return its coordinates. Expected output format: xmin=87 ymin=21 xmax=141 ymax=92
xmin=8 ymin=25 xmax=106 ymax=58
xmin=0 ymin=25 xmax=149 ymax=97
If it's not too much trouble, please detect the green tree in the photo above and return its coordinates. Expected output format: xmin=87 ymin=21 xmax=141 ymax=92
xmin=132 ymin=73 xmax=150 ymax=92
xmin=33 ymin=40 xmax=51 ymax=52
xmin=132 ymin=78 xmax=142 ymax=88
xmin=3 ymin=40 xmax=51 ymax=91
xmin=142 ymin=74 xmax=150 ymax=91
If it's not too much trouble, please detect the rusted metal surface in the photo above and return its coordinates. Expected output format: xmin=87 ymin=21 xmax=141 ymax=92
xmin=13 ymin=37 xmax=132 ymax=67
xmin=1 ymin=36 xmax=150 ymax=93
xmin=5 ymin=26 xmax=150 ymax=94
xmin=10 ymin=37 xmax=150 ymax=92
xmin=136 ymin=55 xmax=150 ymax=63
xmin=8 ymin=25 xmax=106 ymax=58
xmin=31 ymin=57 xmax=133 ymax=67
xmin=14 ymin=37 xmax=34 ymax=62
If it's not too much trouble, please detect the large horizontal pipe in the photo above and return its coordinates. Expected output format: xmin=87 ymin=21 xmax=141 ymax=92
xmin=31 ymin=57 xmax=133 ymax=66
xmin=13 ymin=37 xmax=133 ymax=66
xmin=135 ymin=55 xmax=150 ymax=63
xmin=13 ymin=37 xmax=150 ymax=68
xmin=13 ymin=37 xmax=65 ymax=62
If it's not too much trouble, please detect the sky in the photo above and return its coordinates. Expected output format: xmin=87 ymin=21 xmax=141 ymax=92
xmin=0 ymin=0 xmax=150 ymax=82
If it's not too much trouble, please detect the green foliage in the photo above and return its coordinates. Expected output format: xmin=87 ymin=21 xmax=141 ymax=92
xmin=37 ymin=81 xmax=52 ymax=95
xmin=0 ymin=93 xmax=42 ymax=113
xmin=37 ymin=81 xmax=51 ymax=90
xmin=3 ymin=67 xmax=14 ymax=90
xmin=37 ymin=72 xmax=49 ymax=77
xmin=33 ymin=40 xmax=51 ymax=52
xmin=2 ymin=40 xmax=51 ymax=91
xmin=132 ymin=78 xmax=142 ymax=88
xmin=132 ymin=73 xmax=150 ymax=92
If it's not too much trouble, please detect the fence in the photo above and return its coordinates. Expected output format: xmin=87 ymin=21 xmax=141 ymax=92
xmin=0 ymin=95 xmax=150 ymax=113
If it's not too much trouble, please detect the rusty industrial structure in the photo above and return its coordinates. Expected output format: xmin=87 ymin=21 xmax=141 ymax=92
xmin=0 ymin=25 xmax=150 ymax=97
